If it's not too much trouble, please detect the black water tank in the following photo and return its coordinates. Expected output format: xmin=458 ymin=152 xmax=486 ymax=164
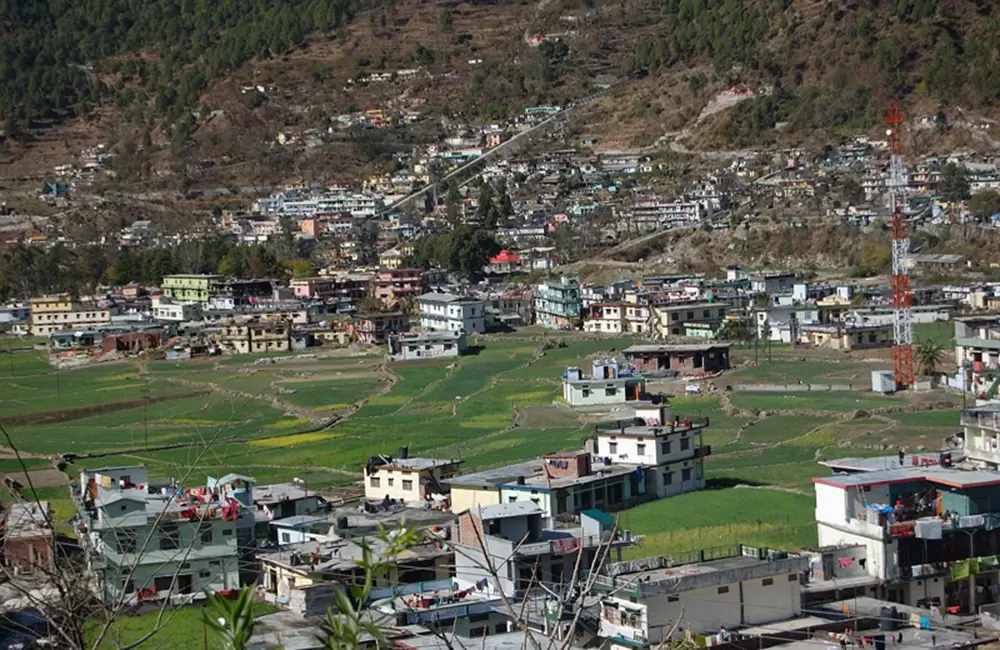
xmin=940 ymin=452 xmax=953 ymax=468
xmin=336 ymin=516 xmax=348 ymax=530
xmin=399 ymin=446 xmax=409 ymax=459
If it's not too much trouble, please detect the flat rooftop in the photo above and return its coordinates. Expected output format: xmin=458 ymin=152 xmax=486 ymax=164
xmin=499 ymin=462 xmax=638 ymax=491
xmin=476 ymin=501 xmax=544 ymax=520
xmin=376 ymin=457 xmax=462 ymax=472
xmin=623 ymin=343 xmax=731 ymax=354
xmin=616 ymin=554 xmax=763 ymax=582
xmin=819 ymin=453 xmax=957 ymax=473
xmin=447 ymin=459 xmax=548 ymax=488
xmin=814 ymin=465 xmax=1000 ymax=490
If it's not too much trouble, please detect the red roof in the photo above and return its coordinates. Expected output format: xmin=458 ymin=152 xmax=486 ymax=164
xmin=490 ymin=249 xmax=522 ymax=264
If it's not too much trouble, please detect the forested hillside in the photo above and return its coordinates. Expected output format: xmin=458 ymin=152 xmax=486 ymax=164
xmin=623 ymin=0 xmax=1000 ymax=141
xmin=1 ymin=0 xmax=998 ymax=151
xmin=0 ymin=0 xmax=368 ymax=133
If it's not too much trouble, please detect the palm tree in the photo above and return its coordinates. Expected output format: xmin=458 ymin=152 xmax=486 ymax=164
xmin=915 ymin=340 xmax=945 ymax=377
xmin=203 ymin=586 xmax=257 ymax=650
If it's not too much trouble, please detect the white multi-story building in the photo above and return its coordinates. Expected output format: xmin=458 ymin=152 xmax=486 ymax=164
xmin=418 ymin=292 xmax=486 ymax=333
xmin=813 ymin=459 xmax=1000 ymax=610
xmin=151 ymin=297 xmax=203 ymax=322
xmin=75 ymin=465 xmax=242 ymax=604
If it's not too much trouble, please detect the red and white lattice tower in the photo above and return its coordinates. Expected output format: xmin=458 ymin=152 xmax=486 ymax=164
xmin=886 ymin=101 xmax=914 ymax=387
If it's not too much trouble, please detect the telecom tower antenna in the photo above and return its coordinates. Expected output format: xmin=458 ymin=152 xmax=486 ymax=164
xmin=886 ymin=101 xmax=914 ymax=388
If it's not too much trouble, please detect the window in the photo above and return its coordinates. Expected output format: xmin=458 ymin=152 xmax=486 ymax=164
xmin=581 ymin=389 xmax=590 ymax=398
xmin=686 ymin=311 xmax=694 ymax=320
xmin=370 ymin=477 xmax=380 ymax=488
xmin=509 ymin=496 xmax=517 ymax=503
xmin=281 ymin=532 xmax=291 ymax=543
xmin=703 ymin=310 xmax=710 ymax=318
xmin=605 ymin=387 xmax=617 ymax=397
xmin=200 ymin=523 xmax=213 ymax=544
xmin=609 ymin=442 xmax=618 ymax=454
xmin=762 ymin=578 xmax=774 ymax=586
xmin=209 ymin=560 xmax=221 ymax=566
xmin=222 ymin=529 xmax=233 ymax=536
xmin=671 ymin=312 xmax=679 ymax=322
xmin=387 ymin=477 xmax=394 ymax=487
xmin=637 ymin=443 xmax=646 ymax=456
xmin=123 ymin=579 xmax=135 ymax=594
xmin=718 ymin=586 xmax=730 ymax=594
xmin=667 ymin=595 xmax=679 ymax=602
xmin=663 ymin=472 xmax=673 ymax=485
xmin=115 ymin=528 xmax=135 ymax=553
xmin=495 ymin=623 xmax=507 ymax=634
xmin=682 ymin=468 xmax=692 ymax=482
xmin=680 ymin=437 xmax=690 ymax=451
xmin=199 ymin=569 xmax=212 ymax=578
xmin=661 ymin=441 xmax=671 ymax=454
xmin=402 ymin=480 xmax=413 ymax=490
xmin=159 ymin=523 xmax=180 ymax=550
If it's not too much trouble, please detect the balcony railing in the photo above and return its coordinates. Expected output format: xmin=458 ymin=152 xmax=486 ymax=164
xmin=963 ymin=414 xmax=1000 ymax=431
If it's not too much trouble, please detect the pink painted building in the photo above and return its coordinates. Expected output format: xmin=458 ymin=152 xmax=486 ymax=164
xmin=374 ymin=268 xmax=425 ymax=307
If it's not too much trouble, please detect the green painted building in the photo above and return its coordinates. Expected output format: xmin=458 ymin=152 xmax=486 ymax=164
xmin=161 ymin=274 xmax=224 ymax=305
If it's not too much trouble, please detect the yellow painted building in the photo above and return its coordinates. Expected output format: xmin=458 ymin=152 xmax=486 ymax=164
xmin=29 ymin=295 xmax=113 ymax=335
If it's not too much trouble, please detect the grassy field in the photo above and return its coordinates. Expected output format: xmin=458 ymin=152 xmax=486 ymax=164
xmin=620 ymin=488 xmax=817 ymax=558
xmin=0 ymin=329 xmax=967 ymax=562
xmin=86 ymin=601 xmax=279 ymax=650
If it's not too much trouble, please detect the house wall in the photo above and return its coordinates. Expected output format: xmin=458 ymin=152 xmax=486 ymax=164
xmin=816 ymin=523 xmax=894 ymax=581
xmin=5 ymin=536 xmax=53 ymax=575
xmin=562 ymin=379 xmax=642 ymax=406
xmin=365 ymin=466 xmax=433 ymax=504
xmin=595 ymin=431 xmax=699 ymax=467
xmin=450 ymin=485 xmax=501 ymax=513
xmin=498 ymin=488 xmax=555 ymax=521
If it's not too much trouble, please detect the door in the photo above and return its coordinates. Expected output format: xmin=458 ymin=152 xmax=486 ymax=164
xmin=177 ymin=574 xmax=193 ymax=595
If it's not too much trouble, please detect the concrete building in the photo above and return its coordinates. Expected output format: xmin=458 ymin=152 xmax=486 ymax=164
xmin=418 ymin=293 xmax=486 ymax=334
xmin=75 ymin=465 xmax=240 ymax=604
xmin=363 ymin=453 xmax=463 ymax=506
xmin=3 ymin=502 xmax=54 ymax=576
xmin=749 ymin=271 xmax=797 ymax=296
xmin=813 ymin=462 xmax=1000 ymax=611
xmin=623 ymin=343 xmax=731 ymax=375
xmin=449 ymin=402 xmax=710 ymax=523
xmin=0 ymin=302 xmax=30 ymax=334
xmin=959 ymin=407 xmax=1000 ymax=467
xmin=648 ymin=301 xmax=727 ymax=339
xmin=151 ymin=297 xmax=203 ymax=322
xmin=594 ymin=547 xmax=807 ymax=647
xmin=290 ymin=275 xmax=371 ymax=303
xmin=453 ymin=503 xmax=633 ymax=597
xmin=374 ymin=268 xmax=425 ymax=307
xmin=351 ymin=312 xmax=410 ymax=344
xmin=259 ymin=535 xmax=452 ymax=614
xmin=29 ymin=295 xmax=114 ymax=336
xmin=221 ymin=321 xmax=292 ymax=354
xmin=561 ymin=362 xmax=646 ymax=407
xmin=534 ymin=276 xmax=581 ymax=329
xmin=799 ymin=323 xmax=893 ymax=350
xmin=161 ymin=274 xmax=224 ymax=305
xmin=954 ymin=315 xmax=1000 ymax=398
xmin=388 ymin=331 xmax=467 ymax=361
xmin=583 ymin=303 xmax=651 ymax=334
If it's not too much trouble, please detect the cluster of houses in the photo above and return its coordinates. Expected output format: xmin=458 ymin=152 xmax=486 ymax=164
xmin=7 ymin=258 xmax=1000 ymax=365
xmin=11 ymin=395 xmax=1000 ymax=650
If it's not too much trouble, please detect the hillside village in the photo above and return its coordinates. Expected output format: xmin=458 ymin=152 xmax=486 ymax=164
xmin=4 ymin=0 xmax=1000 ymax=647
